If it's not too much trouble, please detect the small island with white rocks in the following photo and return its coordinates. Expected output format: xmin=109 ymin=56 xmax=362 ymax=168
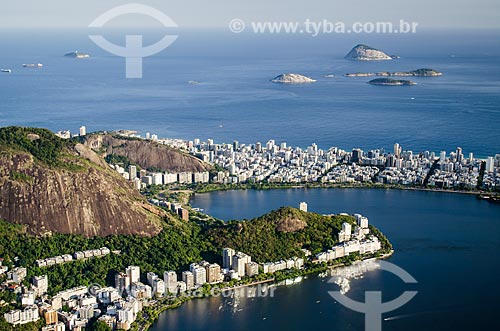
xmin=345 ymin=68 xmax=443 ymax=77
xmin=64 ymin=51 xmax=90 ymax=59
xmin=271 ymin=73 xmax=316 ymax=84
xmin=368 ymin=78 xmax=417 ymax=86
xmin=345 ymin=44 xmax=395 ymax=61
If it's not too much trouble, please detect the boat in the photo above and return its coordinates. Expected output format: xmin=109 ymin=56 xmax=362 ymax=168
xmin=1 ymin=69 xmax=11 ymax=73
xmin=22 ymin=63 xmax=43 ymax=68
xmin=64 ymin=51 xmax=90 ymax=59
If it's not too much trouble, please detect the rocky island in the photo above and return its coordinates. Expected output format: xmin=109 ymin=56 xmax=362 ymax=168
xmin=368 ymin=78 xmax=417 ymax=86
xmin=345 ymin=68 xmax=442 ymax=77
xmin=271 ymin=73 xmax=316 ymax=84
xmin=64 ymin=51 xmax=90 ymax=59
xmin=345 ymin=44 xmax=395 ymax=61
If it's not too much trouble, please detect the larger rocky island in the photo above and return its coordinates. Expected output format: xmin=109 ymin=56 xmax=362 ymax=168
xmin=345 ymin=44 xmax=395 ymax=61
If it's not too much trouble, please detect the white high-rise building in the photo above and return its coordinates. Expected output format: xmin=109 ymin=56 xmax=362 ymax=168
xmin=182 ymin=271 xmax=194 ymax=290
xmin=193 ymin=267 xmax=207 ymax=285
xmin=32 ymin=275 xmax=48 ymax=296
xmin=164 ymin=271 xmax=178 ymax=295
xmin=233 ymin=252 xmax=251 ymax=278
xmin=79 ymin=126 xmax=86 ymax=136
xmin=299 ymin=202 xmax=308 ymax=212
xmin=486 ymin=156 xmax=495 ymax=173
xmin=129 ymin=165 xmax=137 ymax=181
xmin=338 ymin=222 xmax=352 ymax=242
xmin=394 ymin=143 xmax=401 ymax=157
xmin=440 ymin=151 xmax=446 ymax=162
xmin=222 ymin=248 xmax=235 ymax=269
xmin=126 ymin=266 xmax=140 ymax=284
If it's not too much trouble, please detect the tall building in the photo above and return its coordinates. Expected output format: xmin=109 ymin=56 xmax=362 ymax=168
xmin=115 ymin=272 xmax=130 ymax=294
xmin=193 ymin=267 xmax=206 ymax=285
xmin=440 ymin=151 xmax=446 ymax=162
xmin=32 ymin=275 xmax=48 ymax=296
xmin=129 ymin=165 xmax=137 ymax=181
xmin=222 ymin=248 xmax=235 ymax=269
xmin=182 ymin=271 xmax=194 ymax=290
xmin=394 ymin=143 xmax=401 ymax=157
xmin=245 ymin=262 xmax=259 ymax=277
xmin=456 ymin=147 xmax=463 ymax=163
xmin=206 ymin=264 xmax=221 ymax=283
xmin=79 ymin=126 xmax=86 ymax=136
xmin=255 ymin=142 xmax=262 ymax=152
xmin=164 ymin=271 xmax=178 ymax=295
xmin=338 ymin=222 xmax=352 ymax=242
xmin=299 ymin=202 xmax=308 ymax=212
xmin=233 ymin=252 xmax=251 ymax=278
xmin=126 ymin=266 xmax=140 ymax=284
xmin=351 ymin=148 xmax=363 ymax=163
xmin=486 ymin=156 xmax=495 ymax=173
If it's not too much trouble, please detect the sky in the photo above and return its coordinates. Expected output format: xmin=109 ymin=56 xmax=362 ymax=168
xmin=2 ymin=0 xmax=500 ymax=29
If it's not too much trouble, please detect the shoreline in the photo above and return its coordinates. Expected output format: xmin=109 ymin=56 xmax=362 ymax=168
xmin=143 ymin=250 xmax=395 ymax=330
xmin=186 ymin=182 xmax=491 ymax=197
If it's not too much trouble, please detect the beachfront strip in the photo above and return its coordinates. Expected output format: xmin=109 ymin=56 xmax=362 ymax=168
xmin=112 ymin=132 xmax=499 ymax=191
xmin=1 ymin=210 xmax=380 ymax=331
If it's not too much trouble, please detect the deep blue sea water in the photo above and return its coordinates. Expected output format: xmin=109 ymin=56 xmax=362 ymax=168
xmin=147 ymin=188 xmax=500 ymax=331
xmin=1 ymin=29 xmax=500 ymax=157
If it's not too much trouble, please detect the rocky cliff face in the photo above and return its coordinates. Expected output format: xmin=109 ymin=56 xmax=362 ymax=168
xmin=0 ymin=127 xmax=163 ymax=237
xmin=345 ymin=44 xmax=393 ymax=61
xmin=85 ymin=134 xmax=211 ymax=173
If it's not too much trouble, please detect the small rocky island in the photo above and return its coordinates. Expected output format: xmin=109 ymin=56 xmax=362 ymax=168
xmin=271 ymin=73 xmax=316 ymax=84
xmin=345 ymin=44 xmax=394 ymax=61
xmin=368 ymin=78 xmax=416 ymax=86
xmin=64 ymin=51 xmax=90 ymax=59
xmin=345 ymin=68 xmax=442 ymax=77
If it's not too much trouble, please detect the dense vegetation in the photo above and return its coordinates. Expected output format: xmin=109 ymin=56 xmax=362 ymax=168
xmin=205 ymin=207 xmax=361 ymax=262
xmin=0 ymin=126 xmax=73 ymax=166
xmin=0 ymin=219 xmax=211 ymax=296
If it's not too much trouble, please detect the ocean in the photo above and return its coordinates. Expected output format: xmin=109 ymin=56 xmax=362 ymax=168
xmin=1 ymin=29 xmax=500 ymax=157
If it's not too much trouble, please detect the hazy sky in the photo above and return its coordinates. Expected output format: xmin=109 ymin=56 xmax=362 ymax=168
xmin=2 ymin=0 xmax=500 ymax=29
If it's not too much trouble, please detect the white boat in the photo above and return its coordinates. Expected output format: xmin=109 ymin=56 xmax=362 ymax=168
xmin=1 ymin=69 xmax=11 ymax=73
xmin=22 ymin=63 xmax=43 ymax=68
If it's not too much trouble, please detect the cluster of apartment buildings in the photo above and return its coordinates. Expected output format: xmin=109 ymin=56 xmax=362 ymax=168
xmin=109 ymin=162 xmax=210 ymax=190
xmin=147 ymin=136 xmax=498 ymax=190
xmin=35 ymin=247 xmax=111 ymax=268
xmin=148 ymin=198 xmax=190 ymax=221
xmin=316 ymin=213 xmax=381 ymax=263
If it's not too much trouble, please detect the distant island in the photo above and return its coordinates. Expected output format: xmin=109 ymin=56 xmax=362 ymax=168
xmin=271 ymin=73 xmax=316 ymax=84
xmin=345 ymin=44 xmax=395 ymax=61
xmin=368 ymin=78 xmax=417 ymax=86
xmin=345 ymin=68 xmax=443 ymax=77
xmin=64 ymin=51 xmax=90 ymax=59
